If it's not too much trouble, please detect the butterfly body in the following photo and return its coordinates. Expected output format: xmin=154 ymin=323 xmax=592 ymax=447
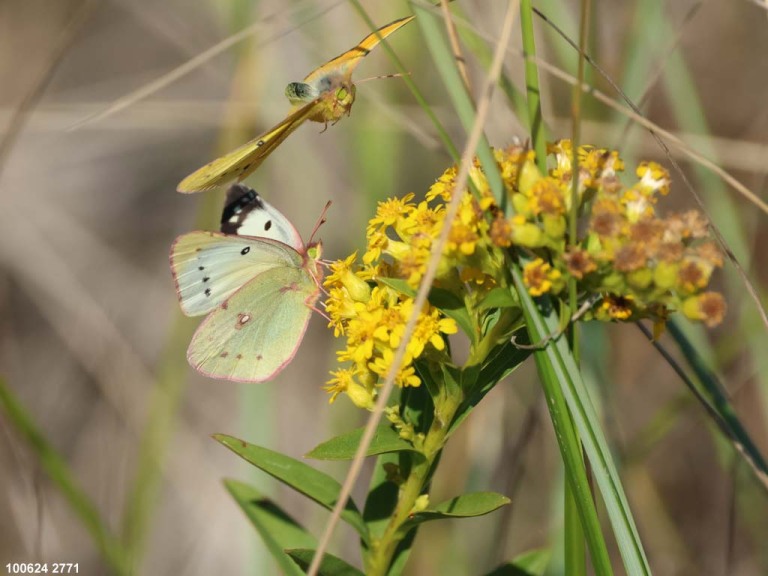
xmin=285 ymin=81 xmax=357 ymax=125
xmin=171 ymin=185 xmax=323 ymax=382
xmin=177 ymin=15 xmax=413 ymax=193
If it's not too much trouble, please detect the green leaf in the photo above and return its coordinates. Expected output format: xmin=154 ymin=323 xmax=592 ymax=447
xmin=305 ymin=425 xmax=415 ymax=461
xmin=449 ymin=341 xmax=530 ymax=436
xmin=414 ymin=357 xmax=443 ymax=409
xmin=214 ymin=434 xmax=369 ymax=543
xmin=485 ymin=548 xmax=551 ymax=576
xmin=285 ymin=549 xmax=364 ymax=576
xmin=478 ymin=286 xmax=520 ymax=310
xmin=224 ymin=480 xmax=313 ymax=576
xmin=363 ymin=453 xmax=400 ymax=536
xmin=377 ymin=277 xmax=416 ymax=297
xmin=402 ymin=492 xmax=510 ymax=530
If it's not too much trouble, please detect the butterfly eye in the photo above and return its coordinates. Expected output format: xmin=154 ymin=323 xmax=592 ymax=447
xmin=285 ymin=81 xmax=318 ymax=104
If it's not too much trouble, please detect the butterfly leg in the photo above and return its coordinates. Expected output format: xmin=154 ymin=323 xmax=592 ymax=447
xmin=309 ymin=302 xmax=331 ymax=322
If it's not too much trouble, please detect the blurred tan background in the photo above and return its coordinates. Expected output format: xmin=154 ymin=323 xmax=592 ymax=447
xmin=1 ymin=0 xmax=767 ymax=574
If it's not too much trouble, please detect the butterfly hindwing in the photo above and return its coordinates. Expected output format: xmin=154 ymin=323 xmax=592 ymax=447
xmin=187 ymin=265 xmax=318 ymax=382
xmin=170 ymin=231 xmax=303 ymax=317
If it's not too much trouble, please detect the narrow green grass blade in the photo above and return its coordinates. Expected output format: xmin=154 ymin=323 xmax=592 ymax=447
xmin=666 ymin=320 xmax=768 ymax=490
xmin=655 ymin=15 xmax=768 ymax=435
xmin=451 ymin=5 xmax=530 ymax=127
xmin=348 ymin=0 xmax=461 ymax=162
xmin=0 ymin=378 xmax=130 ymax=575
xmin=564 ymin=475 xmax=586 ymax=575
xmin=410 ymin=1 xmax=505 ymax=196
xmin=513 ymin=269 xmax=651 ymax=575
xmin=224 ymin=479 xmax=314 ymax=576
xmin=515 ymin=304 xmax=613 ymax=575
xmin=519 ymin=0 xmax=548 ymax=170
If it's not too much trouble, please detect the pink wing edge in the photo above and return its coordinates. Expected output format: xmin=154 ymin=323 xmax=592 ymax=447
xmin=168 ymin=231 xmax=219 ymax=317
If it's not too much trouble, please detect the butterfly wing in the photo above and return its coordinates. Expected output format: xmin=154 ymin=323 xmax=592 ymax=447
xmin=187 ymin=265 xmax=319 ymax=382
xmin=220 ymin=184 xmax=304 ymax=250
xmin=170 ymin=231 xmax=302 ymax=316
xmin=301 ymin=15 xmax=415 ymax=88
xmin=177 ymin=99 xmax=323 ymax=193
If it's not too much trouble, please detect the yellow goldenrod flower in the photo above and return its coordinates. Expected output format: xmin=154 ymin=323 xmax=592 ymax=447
xmin=325 ymin=368 xmax=374 ymax=409
xmin=682 ymin=292 xmax=727 ymax=327
xmin=410 ymin=307 xmax=458 ymax=357
xmin=367 ymin=193 xmax=415 ymax=234
xmin=636 ymin=161 xmax=671 ymax=196
xmin=323 ymin=143 xmax=726 ymax=406
xmin=598 ymin=295 xmax=635 ymax=321
xmin=529 ymin=178 xmax=566 ymax=216
xmin=490 ymin=215 xmax=513 ymax=248
xmin=523 ymin=259 xmax=561 ymax=296
xmin=677 ymin=257 xmax=713 ymax=294
xmin=562 ymin=248 xmax=597 ymax=279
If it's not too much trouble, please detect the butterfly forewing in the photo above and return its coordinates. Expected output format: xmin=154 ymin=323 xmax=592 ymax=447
xmin=170 ymin=231 xmax=303 ymax=316
xmin=301 ymin=16 xmax=415 ymax=88
xmin=221 ymin=184 xmax=304 ymax=250
xmin=187 ymin=265 xmax=318 ymax=382
xmin=177 ymin=100 xmax=322 ymax=193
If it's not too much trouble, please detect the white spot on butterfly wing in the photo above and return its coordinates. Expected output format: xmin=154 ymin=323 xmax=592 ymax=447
xmin=235 ymin=312 xmax=252 ymax=330
xmin=235 ymin=195 xmax=304 ymax=251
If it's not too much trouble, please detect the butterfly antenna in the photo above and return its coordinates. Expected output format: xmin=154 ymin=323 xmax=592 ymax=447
xmin=356 ymin=71 xmax=411 ymax=84
xmin=309 ymin=201 xmax=332 ymax=244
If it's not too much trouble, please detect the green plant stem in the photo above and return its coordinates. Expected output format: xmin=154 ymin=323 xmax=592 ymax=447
xmin=564 ymin=2 xmax=591 ymax=573
xmin=519 ymin=0 xmax=548 ymax=172
xmin=363 ymin=392 xmax=463 ymax=576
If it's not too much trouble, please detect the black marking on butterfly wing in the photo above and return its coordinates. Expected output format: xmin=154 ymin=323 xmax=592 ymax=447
xmin=221 ymin=184 xmax=266 ymax=234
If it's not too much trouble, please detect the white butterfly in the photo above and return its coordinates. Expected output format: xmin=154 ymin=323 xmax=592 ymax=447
xmin=170 ymin=184 xmax=324 ymax=382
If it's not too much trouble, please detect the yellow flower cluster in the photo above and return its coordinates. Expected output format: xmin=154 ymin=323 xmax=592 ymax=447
xmin=324 ymin=253 xmax=458 ymax=408
xmin=324 ymin=141 xmax=726 ymax=406
xmin=490 ymin=142 xmax=725 ymax=327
